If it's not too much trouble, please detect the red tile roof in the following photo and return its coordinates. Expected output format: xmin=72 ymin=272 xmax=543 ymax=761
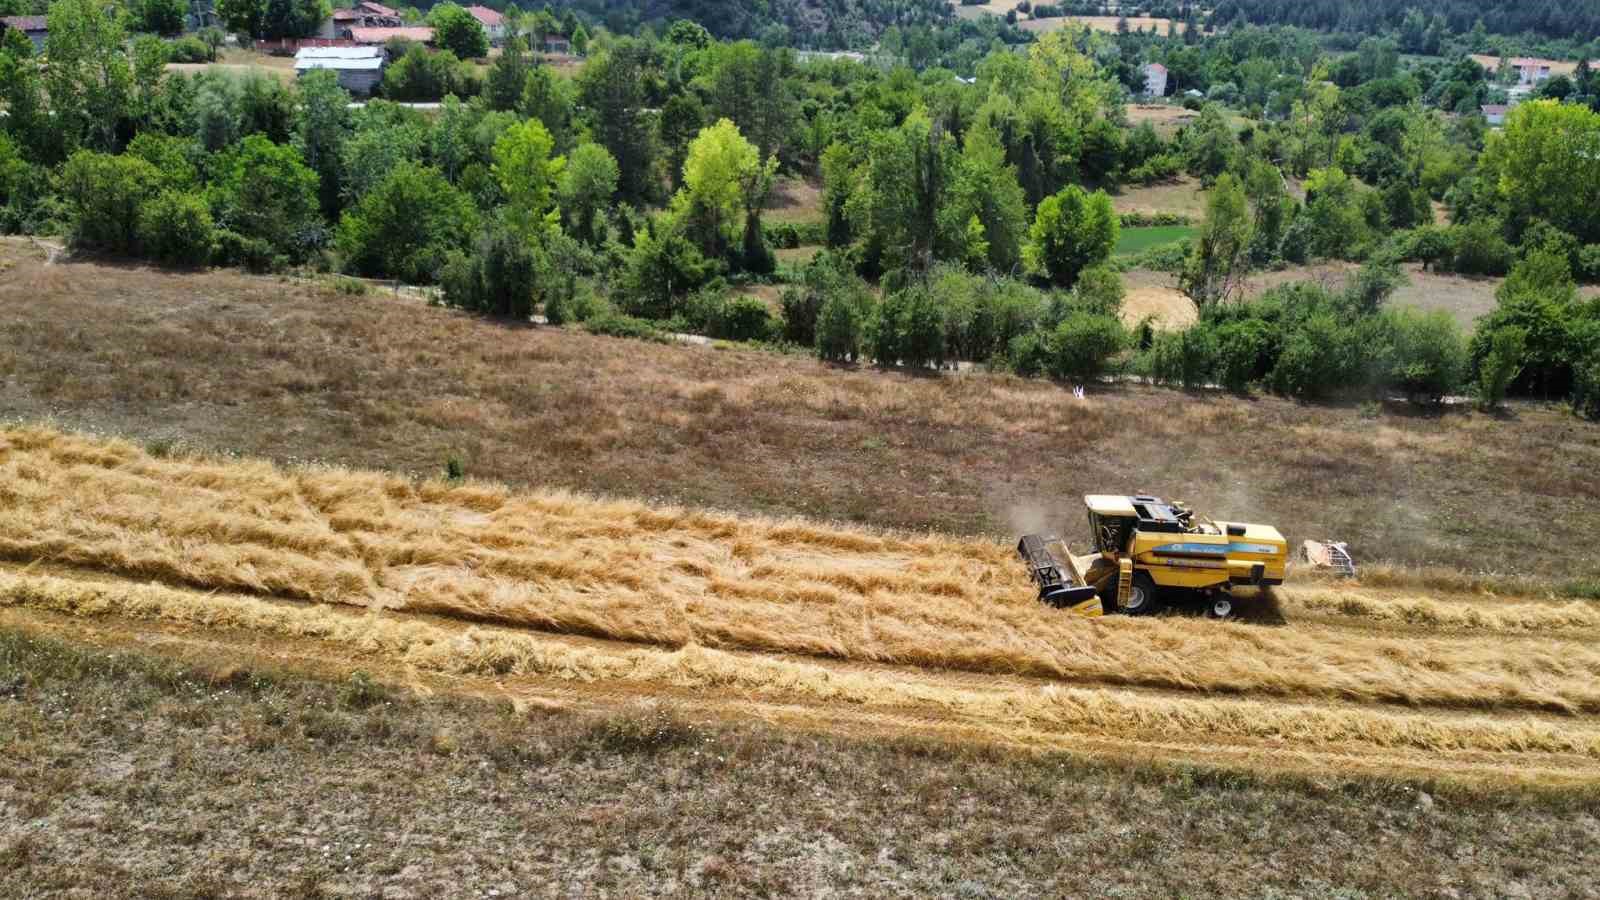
xmin=465 ymin=5 xmax=503 ymax=26
xmin=358 ymin=1 xmax=398 ymax=16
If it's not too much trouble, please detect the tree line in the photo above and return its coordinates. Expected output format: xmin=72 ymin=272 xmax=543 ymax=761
xmin=2 ymin=1 xmax=1598 ymax=417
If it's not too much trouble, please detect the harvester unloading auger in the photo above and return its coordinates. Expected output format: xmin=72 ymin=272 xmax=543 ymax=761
xmin=1019 ymin=495 xmax=1288 ymax=619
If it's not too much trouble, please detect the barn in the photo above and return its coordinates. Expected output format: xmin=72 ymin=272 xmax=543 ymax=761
xmin=294 ymin=46 xmax=388 ymax=96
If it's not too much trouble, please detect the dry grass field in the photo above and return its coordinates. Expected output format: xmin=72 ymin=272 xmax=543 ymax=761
xmin=2 ymin=241 xmax=1598 ymax=583
xmin=5 ymin=626 xmax=1596 ymax=898
xmin=5 ymin=239 xmax=1600 ymax=893
xmin=1111 ymin=174 xmax=1209 ymax=218
xmin=4 ymin=427 xmax=1600 ymax=781
xmin=1022 ymin=15 xmax=1186 ymax=35
xmin=1244 ymin=262 xmax=1600 ymax=332
xmin=166 ymin=48 xmax=298 ymax=83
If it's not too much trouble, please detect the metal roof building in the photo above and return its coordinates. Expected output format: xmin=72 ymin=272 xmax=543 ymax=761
xmin=294 ymin=46 xmax=388 ymax=96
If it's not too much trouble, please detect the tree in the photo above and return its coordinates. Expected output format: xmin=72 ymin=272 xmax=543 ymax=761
xmin=295 ymin=69 xmax=350 ymax=217
xmin=208 ymin=134 xmax=321 ymax=261
xmin=335 ymin=162 xmax=478 ymax=283
xmin=59 ymin=150 xmax=160 ymax=254
xmin=657 ymin=93 xmax=706 ymax=191
xmin=138 ymin=190 xmax=215 ymax=266
xmin=849 ymin=111 xmax=956 ymax=274
xmin=558 ymin=142 xmax=618 ymax=245
xmin=1491 ymin=101 xmax=1600 ymax=243
xmin=816 ymin=293 xmax=867 ymax=363
xmin=491 ymin=118 xmax=564 ymax=236
xmin=428 ymin=3 xmax=489 ymax=59
xmin=1381 ymin=308 xmax=1466 ymax=402
xmin=1023 ymin=185 xmax=1117 ymax=287
xmin=578 ymin=40 xmax=659 ymax=203
xmin=1476 ymin=326 xmax=1525 ymax=410
xmin=944 ymin=123 xmax=1029 ymax=273
xmin=44 ymin=0 xmax=133 ymax=154
xmin=132 ymin=0 xmax=186 ymax=35
xmin=1181 ymin=172 xmax=1253 ymax=306
xmin=708 ymin=42 xmax=797 ymax=163
xmin=440 ymin=220 xmax=539 ymax=318
xmin=1048 ymin=312 xmax=1126 ymax=380
xmin=570 ymin=23 xmax=588 ymax=55
xmin=486 ymin=37 xmax=531 ymax=112
xmin=216 ymin=0 xmax=328 ymax=40
xmin=520 ymin=63 xmax=574 ymax=150
xmin=678 ymin=118 xmax=761 ymax=261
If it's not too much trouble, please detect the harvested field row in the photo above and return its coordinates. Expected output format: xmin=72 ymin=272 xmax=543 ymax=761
xmin=7 ymin=427 xmax=1600 ymax=717
xmin=4 ymin=567 xmax=1597 ymax=787
xmin=1277 ymin=585 xmax=1600 ymax=634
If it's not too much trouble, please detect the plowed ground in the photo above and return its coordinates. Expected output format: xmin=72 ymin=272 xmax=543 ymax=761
xmin=5 ymin=427 xmax=1598 ymax=789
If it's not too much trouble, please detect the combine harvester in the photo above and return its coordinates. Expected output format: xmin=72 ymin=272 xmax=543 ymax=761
xmin=1018 ymin=495 xmax=1288 ymax=619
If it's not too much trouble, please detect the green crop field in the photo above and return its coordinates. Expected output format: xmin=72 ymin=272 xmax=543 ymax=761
xmin=1115 ymin=225 xmax=1198 ymax=256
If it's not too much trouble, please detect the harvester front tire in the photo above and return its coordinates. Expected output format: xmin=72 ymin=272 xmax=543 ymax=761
xmin=1121 ymin=573 xmax=1161 ymax=616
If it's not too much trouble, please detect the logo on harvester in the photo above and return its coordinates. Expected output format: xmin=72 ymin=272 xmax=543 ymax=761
xmin=1153 ymin=542 xmax=1279 ymax=557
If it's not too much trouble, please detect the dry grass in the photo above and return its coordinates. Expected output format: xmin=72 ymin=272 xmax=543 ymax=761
xmin=2 ymin=242 xmax=1598 ymax=582
xmin=1244 ymin=261 xmax=1600 ymax=332
xmin=6 ymin=567 xmax=1600 ymax=772
xmin=1110 ymin=175 xmax=1208 ymax=218
xmin=5 ymin=629 xmax=1595 ymax=898
xmin=7 ymin=427 xmax=1600 ymax=719
xmin=762 ymin=176 xmax=824 ymax=225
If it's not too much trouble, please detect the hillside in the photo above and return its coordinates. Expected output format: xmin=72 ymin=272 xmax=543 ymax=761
xmin=564 ymin=0 xmax=952 ymax=45
xmin=1212 ymin=0 xmax=1600 ymax=42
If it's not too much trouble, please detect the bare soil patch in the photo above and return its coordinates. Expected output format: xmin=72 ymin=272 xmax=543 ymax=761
xmin=762 ymin=176 xmax=825 ymax=225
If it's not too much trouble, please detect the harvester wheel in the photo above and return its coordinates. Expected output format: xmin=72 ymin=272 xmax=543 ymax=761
xmin=1121 ymin=573 xmax=1161 ymax=616
xmin=1206 ymin=594 xmax=1235 ymax=620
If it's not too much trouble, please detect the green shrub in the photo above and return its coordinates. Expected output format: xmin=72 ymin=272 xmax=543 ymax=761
xmin=1573 ymin=347 xmax=1600 ymax=421
xmin=1268 ymin=312 xmax=1363 ymax=399
xmin=1579 ymin=245 xmax=1600 ymax=283
xmin=440 ymin=224 xmax=538 ymax=319
xmin=715 ymin=296 xmax=775 ymax=342
xmin=1475 ymin=326 xmax=1525 ymax=410
xmin=59 ymin=151 xmax=161 ymax=255
xmin=1047 ymin=312 xmax=1126 ymax=381
xmin=816 ymin=293 xmax=866 ymax=362
xmin=1449 ymin=219 xmax=1513 ymax=276
xmin=1005 ymin=330 xmax=1051 ymax=377
xmin=1380 ymin=308 xmax=1467 ymax=402
xmin=165 ymin=36 xmax=211 ymax=63
xmin=1210 ymin=319 xmax=1270 ymax=393
xmin=213 ymin=228 xmax=277 ymax=273
xmin=584 ymin=311 xmax=668 ymax=342
xmin=544 ymin=286 xmax=607 ymax=325
xmin=137 ymin=190 xmax=214 ymax=267
xmin=872 ymin=285 xmax=947 ymax=369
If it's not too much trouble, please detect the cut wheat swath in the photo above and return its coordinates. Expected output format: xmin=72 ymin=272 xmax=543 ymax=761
xmin=5 ymin=426 xmax=1600 ymax=714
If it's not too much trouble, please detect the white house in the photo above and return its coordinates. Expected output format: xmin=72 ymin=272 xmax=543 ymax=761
xmin=295 ymin=45 xmax=387 ymax=95
xmin=1141 ymin=62 xmax=1169 ymax=98
xmin=465 ymin=6 xmax=506 ymax=45
xmin=1512 ymin=58 xmax=1553 ymax=85
xmin=1481 ymin=104 xmax=1508 ymax=126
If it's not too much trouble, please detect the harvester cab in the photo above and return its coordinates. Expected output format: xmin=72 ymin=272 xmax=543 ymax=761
xmin=1019 ymin=495 xmax=1288 ymax=619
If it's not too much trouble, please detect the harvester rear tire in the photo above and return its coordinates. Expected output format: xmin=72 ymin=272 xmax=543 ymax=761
xmin=1121 ymin=573 xmax=1161 ymax=616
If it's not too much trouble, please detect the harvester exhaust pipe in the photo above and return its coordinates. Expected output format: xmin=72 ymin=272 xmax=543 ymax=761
xmin=1017 ymin=533 xmax=1100 ymax=609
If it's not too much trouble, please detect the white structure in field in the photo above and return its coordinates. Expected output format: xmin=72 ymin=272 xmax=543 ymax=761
xmin=1141 ymin=62 xmax=1168 ymax=98
xmin=295 ymin=46 xmax=387 ymax=96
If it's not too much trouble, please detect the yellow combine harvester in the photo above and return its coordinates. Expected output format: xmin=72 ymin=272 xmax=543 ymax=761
xmin=1018 ymin=495 xmax=1288 ymax=619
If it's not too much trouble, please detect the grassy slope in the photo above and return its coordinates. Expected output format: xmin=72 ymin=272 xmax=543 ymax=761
xmin=2 ymin=243 xmax=1596 ymax=579
xmin=1114 ymin=224 xmax=1197 ymax=255
xmin=3 ymin=627 xmax=1596 ymax=898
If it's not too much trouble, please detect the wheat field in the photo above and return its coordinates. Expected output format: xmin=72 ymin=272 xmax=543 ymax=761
xmin=4 ymin=425 xmax=1599 ymax=783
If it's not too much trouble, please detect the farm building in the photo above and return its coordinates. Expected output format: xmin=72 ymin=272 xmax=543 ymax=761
xmin=1141 ymin=62 xmax=1168 ymax=98
xmin=318 ymin=1 xmax=402 ymax=39
xmin=541 ymin=35 xmax=571 ymax=54
xmin=294 ymin=45 xmax=387 ymax=95
xmin=465 ymin=5 xmax=506 ymax=44
xmin=0 ymin=15 xmax=47 ymax=52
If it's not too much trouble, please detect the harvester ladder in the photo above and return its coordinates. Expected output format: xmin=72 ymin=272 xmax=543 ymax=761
xmin=1116 ymin=559 xmax=1133 ymax=610
xmin=1328 ymin=543 xmax=1356 ymax=578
